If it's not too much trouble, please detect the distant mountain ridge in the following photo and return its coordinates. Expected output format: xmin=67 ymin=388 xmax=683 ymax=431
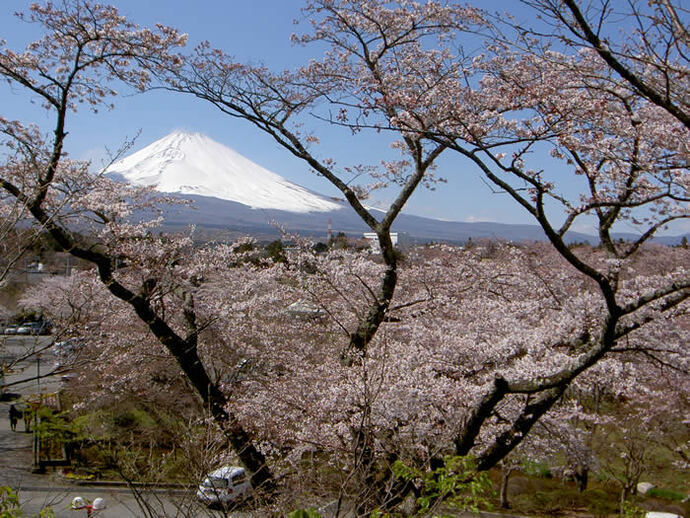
xmin=106 ymin=132 xmax=689 ymax=246
xmin=152 ymin=194 xmax=686 ymax=246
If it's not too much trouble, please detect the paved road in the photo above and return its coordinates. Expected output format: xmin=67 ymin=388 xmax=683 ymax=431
xmin=1 ymin=335 xmax=60 ymax=394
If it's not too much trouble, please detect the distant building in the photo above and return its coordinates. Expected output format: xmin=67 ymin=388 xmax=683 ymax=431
xmin=11 ymin=254 xmax=78 ymax=285
xmin=363 ymin=232 xmax=401 ymax=253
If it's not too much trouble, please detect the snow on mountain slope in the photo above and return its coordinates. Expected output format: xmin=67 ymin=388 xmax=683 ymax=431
xmin=105 ymin=131 xmax=341 ymax=213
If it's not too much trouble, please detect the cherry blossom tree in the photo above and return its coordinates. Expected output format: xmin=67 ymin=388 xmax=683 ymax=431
xmin=22 ymin=238 xmax=687 ymax=512
xmin=3 ymin=1 xmax=688 ymax=511
xmin=397 ymin=2 xmax=689 ymax=474
xmin=160 ymin=1 xmax=490 ymax=358
xmin=160 ymin=0 xmax=688 ymax=500
xmin=267 ymin=243 xmax=687 ymax=510
xmin=0 ymin=1 xmax=277 ymax=489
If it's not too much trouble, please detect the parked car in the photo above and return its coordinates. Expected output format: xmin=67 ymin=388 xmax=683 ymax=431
xmin=16 ymin=324 xmax=31 ymax=335
xmin=196 ymin=466 xmax=251 ymax=508
xmin=16 ymin=322 xmax=51 ymax=335
xmin=2 ymin=325 xmax=18 ymax=335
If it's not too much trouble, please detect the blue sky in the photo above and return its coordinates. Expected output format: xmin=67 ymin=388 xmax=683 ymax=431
xmin=1 ymin=1 xmax=686 ymax=235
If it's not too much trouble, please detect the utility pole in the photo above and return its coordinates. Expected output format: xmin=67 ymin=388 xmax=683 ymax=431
xmin=31 ymin=351 xmax=44 ymax=473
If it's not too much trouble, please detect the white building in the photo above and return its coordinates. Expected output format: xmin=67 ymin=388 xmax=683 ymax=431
xmin=362 ymin=232 xmax=399 ymax=253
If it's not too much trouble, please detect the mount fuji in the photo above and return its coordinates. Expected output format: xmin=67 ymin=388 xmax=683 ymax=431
xmin=106 ymin=131 xmax=340 ymax=213
xmin=104 ymin=131 xmax=687 ymax=246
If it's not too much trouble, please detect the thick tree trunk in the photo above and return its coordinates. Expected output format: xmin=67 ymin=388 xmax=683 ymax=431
xmin=575 ymin=466 xmax=588 ymax=493
xmin=348 ymin=231 xmax=398 ymax=355
xmin=454 ymin=376 xmax=509 ymax=456
xmin=477 ymin=387 xmax=566 ymax=471
xmin=206 ymin=378 xmax=273 ymax=490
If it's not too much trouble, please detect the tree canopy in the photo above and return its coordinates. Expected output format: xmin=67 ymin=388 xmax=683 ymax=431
xmin=1 ymin=0 xmax=687 ymax=512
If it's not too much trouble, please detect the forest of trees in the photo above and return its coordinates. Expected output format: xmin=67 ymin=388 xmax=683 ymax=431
xmin=0 ymin=0 xmax=687 ymax=515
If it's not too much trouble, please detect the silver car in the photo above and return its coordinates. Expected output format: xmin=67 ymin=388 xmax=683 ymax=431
xmin=16 ymin=322 xmax=50 ymax=335
xmin=196 ymin=466 xmax=251 ymax=507
xmin=3 ymin=325 xmax=18 ymax=335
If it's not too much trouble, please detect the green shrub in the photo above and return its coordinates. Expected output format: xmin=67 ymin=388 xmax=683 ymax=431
xmin=532 ymin=491 xmax=564 ymax=514
xmin=266 ymin=240 xmax=287 ymax=263
xmin=511 ymin=492 xmax=560 ymax=515
xmin=0 ymin=486 xmax=21 ymax=515
xmin=622 ymin=501 xmax=646 ymax=518
xmin=0 ymin=486 xmax=56 ymax=517
xmin=647 ymin=487 xmax=686 ymax=501
xmin=391 ymin=455 xmax=494 ymax=514
xmin=112 ymin=409 xmax=156 ymax=429
xmin=546 ymin=488 xmax=585 ymax=508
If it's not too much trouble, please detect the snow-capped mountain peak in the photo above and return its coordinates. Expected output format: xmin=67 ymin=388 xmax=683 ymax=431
xmin=105 ymin=131 xmax=340 ymax=213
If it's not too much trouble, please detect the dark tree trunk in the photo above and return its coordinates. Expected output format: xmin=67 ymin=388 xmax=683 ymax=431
xmin=574 ymin=466 xmax=588 ymax=493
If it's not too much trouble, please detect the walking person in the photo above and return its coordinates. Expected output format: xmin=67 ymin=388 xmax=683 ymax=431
xmin=8 ymin=405 xmax=21 ymax=431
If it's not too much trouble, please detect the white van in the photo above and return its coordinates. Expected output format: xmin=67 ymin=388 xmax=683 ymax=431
xmin=196 ymin=466 xmax=251 ymax=507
